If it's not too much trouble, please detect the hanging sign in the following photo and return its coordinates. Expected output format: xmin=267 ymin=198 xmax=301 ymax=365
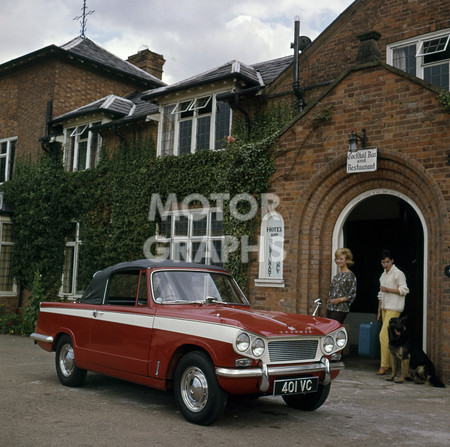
xmin=264 ymin=215 xmax=284 ymax=279
xmin=347 ymin=148 xmax=377 ymax=173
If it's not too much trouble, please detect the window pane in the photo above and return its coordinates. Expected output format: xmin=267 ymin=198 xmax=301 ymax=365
xmin=211 ymin=211 xmax=224 ymax=236
xmin=215 ymin=101 xmax=231 ymax=149
xmin=196 ymin=116 xmax=211 ymax=151
xmin=0 ymin=142 xmax=7 ymax=154
xmin=159 ymin=215 xmax=172 ymax=238
xmin=77 ymin=141 xmax=88 ymax=171
xmin=1 ymin=222 xmax=13 ymax=242
xmin=192 ymin=214 xmax=207 ymax=236
xmin=393 ymin=45 xmax=416 ymax=76
xmin=210 ymin=240 xmax=223 ymax=266
xmin=89 ymin=125 xmax=101 ymax=168
xmin=0 ymin=156 xmax=6 ymax=183
xmin=179 ymin=120 xmax=192 ymax=154
xmin=424 ymin=64 xmax=449 ymax=89
xmin=421 ymin=36 xmax=449 ymax=56
xmin=173 ymin=241 xmax=188 ymax=261
xmin=192 ymin=241 xmax=207 ymax=264
xmin=162 ymin=105 xmax=175 ymax=156
xmin=174 ymin=215 xmax=188 ymax=236
xmin=65 ymin=131 xmax=75 ymax=172
xmin=106 ymin=271 xmax=139 ymax=305
xmin=0 ymin=244 xmax=14 ymax=291
xmin=424 ymin=44 xmax=450 ymax=64
xmin=9 ymin=140 xmax=16 ymax=180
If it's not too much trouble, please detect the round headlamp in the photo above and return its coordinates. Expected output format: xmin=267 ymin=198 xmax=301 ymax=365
xmin=251 ymin=338 xmax=265 ymax=357
xmin=323 ymin=335 xmax=335 ymax=353
xmin=236 ymin=332 xmax=250 ymax=352
xmin=336 ymin=330 xmax=347 ymax=348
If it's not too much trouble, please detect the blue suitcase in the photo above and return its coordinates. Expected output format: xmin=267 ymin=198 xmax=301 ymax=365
xmin=358 ymin=321 xmax=382 ymax=358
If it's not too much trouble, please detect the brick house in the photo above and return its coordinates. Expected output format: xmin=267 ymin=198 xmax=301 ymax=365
xmin=1 ymin=0 xmax=449 ymax=378
xmin=0 ymin=36 xmax=165 ymax=311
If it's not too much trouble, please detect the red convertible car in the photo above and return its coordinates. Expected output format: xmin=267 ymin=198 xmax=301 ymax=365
xmin=31 ymin=259 xmax=347 ymax=425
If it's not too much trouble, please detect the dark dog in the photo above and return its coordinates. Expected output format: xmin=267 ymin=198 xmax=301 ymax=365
xmin=386 ymin=316 xmax=445 ymax=387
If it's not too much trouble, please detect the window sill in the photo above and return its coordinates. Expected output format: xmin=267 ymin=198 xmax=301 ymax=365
xmin=254 ymin=278 xmax=285 ymax=288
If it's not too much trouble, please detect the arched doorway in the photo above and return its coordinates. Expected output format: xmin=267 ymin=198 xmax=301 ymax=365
xmin=332 ymin=189 xmax=426 ymax=349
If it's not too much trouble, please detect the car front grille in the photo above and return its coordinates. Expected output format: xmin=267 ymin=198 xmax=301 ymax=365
xmin=268 ymin=339 xmax=319 ymax=362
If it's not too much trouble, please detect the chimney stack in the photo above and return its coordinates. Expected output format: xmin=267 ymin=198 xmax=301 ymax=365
xmin=127 ymin=48 xmax=165 ymax=80
xmin=355 ymin=31 xmax=381 ymax=64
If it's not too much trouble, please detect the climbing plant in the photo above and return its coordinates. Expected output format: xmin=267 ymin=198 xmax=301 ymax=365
xmin=0 ymin=102 xmax=296 ymax=334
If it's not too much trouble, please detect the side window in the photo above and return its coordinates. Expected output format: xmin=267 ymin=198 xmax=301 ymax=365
xmin=105 ymin=271 xmax=140 ymax=306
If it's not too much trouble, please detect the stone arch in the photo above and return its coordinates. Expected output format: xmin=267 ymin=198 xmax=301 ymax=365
xmin=293 ymin=150 xmax=447 ymax=366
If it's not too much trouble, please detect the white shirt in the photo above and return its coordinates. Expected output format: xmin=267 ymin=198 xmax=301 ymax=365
xmin=378 ymin=264 xmax=409 ymax=312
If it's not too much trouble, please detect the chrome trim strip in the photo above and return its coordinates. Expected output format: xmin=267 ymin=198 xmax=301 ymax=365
xmin=30 ymin=332 xmax=54 ymax=343
xmin=216 ymin=359 xmax=344 ymax=380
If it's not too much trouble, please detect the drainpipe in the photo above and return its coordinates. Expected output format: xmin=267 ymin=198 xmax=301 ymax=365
xmin=290 ymin=17 xmax=311 ymax=114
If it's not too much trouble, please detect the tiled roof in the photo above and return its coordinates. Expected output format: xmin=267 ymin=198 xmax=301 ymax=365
xmin=52 ymin=92 xmax=159 ymax=127
xmin=52 ymin=95 xmax=136 ymax=123
xmin=61 ymin=37 xmax=165 ymax=87
xmin=142 ymin=55 xmax=293 ymax=100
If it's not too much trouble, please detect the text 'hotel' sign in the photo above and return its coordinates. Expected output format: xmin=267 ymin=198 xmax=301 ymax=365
xmin=347 ymin=148 xmax=377 ymax=173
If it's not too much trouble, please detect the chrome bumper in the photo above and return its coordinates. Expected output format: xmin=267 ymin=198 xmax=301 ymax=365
xmin=30 ymin=332 xmax=54 ymax=344
xmin=216 ymin=357 xmax=344 ymax=392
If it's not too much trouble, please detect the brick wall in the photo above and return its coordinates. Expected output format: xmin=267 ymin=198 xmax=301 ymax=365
xmin=249 ymin=62 xmax=450 ymax=377
xmin=0 ymin=56 xmax=147 ymax=160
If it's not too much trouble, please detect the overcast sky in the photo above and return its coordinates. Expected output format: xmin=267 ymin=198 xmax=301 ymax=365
xmin=0 ymin=0 xmax=355 ymax=84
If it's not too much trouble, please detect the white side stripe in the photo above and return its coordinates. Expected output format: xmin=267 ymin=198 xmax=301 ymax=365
xmin=39 ymin=307 xmax=240 ymax=340
xmin=154 ymin=316 xmax=239 ymax=343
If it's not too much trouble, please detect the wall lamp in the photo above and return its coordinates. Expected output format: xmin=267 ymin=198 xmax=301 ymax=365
xmin=348 ymin=129 xmax=368 ymax=152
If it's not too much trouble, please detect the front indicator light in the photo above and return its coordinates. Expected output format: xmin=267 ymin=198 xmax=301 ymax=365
xmin=235 ymin=358 xmax=252 ymax=367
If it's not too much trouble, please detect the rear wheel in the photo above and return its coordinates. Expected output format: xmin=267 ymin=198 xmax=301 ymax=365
xmin=174 ymin=351 xmax=228 ymax=425
xmin=55 ymin=334 xmax=87 ymax=387
xmin=282 ymin=383 xmax=331 ymax=411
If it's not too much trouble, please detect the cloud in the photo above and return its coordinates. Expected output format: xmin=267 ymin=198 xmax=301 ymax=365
xmin=0 ymin=0 xmax=355 ymax=84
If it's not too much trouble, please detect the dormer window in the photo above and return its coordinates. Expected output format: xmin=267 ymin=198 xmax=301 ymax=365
xmin=388 ymin=29 xmax=450 ymax=90
xmin=64 ymin=121 xmax=102 ymax=171
xmin=158 ymin=93 xmax=231 ymax=156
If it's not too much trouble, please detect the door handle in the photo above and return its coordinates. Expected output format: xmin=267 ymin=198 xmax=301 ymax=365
xmin=92 ymin=310 xmax=104 ymax=318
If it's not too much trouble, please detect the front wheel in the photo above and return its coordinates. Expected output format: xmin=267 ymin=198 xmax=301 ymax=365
xmin=55 ymin=334 xmax=87 ymax=387
xmin=282 ymin=382 xmax=331 ymax=411
xmin=174 ymin=351 xmax=228 ymax=425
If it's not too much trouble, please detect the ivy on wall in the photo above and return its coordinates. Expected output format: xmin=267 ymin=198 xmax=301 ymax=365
xmin=1 ymin=103 xmax=296 ymax=331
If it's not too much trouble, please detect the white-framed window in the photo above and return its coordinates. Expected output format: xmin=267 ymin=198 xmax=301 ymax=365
xmin=0 ymin=216 xmax=16 ymax=294
xmin=0 ymin=137 xmax=17 ymax=183
xmin=63 ymin=121 xmax=102 ymax=171
xmin=156 ymin=208 xmax=225 ymax=265
xmin=255 ymin=212 xmax=285 ymax=288
xmin=158 ymin=94 xmax=231 ymax=156
xmin=61 ymin=221 xmax=83 ymax=298
xmin=387 ymin=29 xmax=450 ymax=90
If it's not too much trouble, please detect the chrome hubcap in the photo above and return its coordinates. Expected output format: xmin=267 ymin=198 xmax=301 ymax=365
xmin=181 ymin=366 xmax=208 ymax=412
xmin=59 ymin=343 xmax=75 ymax=377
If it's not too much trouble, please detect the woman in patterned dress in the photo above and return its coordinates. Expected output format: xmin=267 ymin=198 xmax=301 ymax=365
xmin=326 ymin=248 xmax=357 ymax=323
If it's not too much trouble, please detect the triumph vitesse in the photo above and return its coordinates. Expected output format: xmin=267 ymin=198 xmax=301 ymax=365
xmin=31 ymin=259 xmax=347 ymax=425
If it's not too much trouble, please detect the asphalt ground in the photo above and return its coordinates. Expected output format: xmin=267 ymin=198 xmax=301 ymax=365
xmin=1 ymin=334 xmax=449 ymax=447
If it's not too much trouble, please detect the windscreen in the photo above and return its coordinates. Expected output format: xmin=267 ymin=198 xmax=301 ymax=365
xmin=151 ymin=271 xmax=248 ymax=305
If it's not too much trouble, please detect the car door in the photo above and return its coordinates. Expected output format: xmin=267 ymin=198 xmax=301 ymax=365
xmin=87 ymin=269 xmax=155 ymax=376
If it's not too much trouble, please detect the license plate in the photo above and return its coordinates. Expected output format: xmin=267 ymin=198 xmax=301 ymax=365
xmin=273 ymin=377 xmax=318 ymax=395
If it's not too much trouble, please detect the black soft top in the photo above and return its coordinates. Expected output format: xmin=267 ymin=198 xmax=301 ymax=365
xmin=79 ymin=259 xmax=228 ymax=305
